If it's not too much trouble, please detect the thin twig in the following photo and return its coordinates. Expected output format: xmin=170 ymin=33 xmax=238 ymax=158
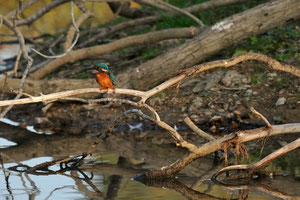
xmin=64 ymin=10 xmax=93 ymax=51
xmin=0 ymin=16 xmax=33 ymax=118
xmin=16 ymin=0 xmax=71 ymax=26
xmin=6 ymin=0 xmax=39 ymax=19
xmin=184 ymin=117 xmax=216 ymax=141
xmin=250 ymin=107 xmax=272 ymax=127
xmin=31 ymin=1 xmax=80 ymax=59
xmin=13 ymin=48 xmax=22 ymax=77
xmin=138 ymin=0 xmax=204 ymax=27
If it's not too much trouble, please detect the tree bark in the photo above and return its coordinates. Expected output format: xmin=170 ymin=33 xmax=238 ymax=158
xmin=116 ymin=0 xmax=300 ymax=90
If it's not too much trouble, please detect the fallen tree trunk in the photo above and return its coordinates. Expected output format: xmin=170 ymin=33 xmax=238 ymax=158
xmin=1 ymin=78 xmax=97 ymax=96
xmin=116 ymin=0 xmax=300 ymax=90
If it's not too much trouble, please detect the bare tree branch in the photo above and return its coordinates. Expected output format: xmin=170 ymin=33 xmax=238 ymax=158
xmin=30 ymin=27 xmax=199 ymax=79
xmin=64 ymin=10 xmax=93 ymax=51
xmin=184 ymin=117 xmax=215 ymax=141
xmin=5 ymin=0 xmax=38 ymax=19
xmin=0 ymin=16 xmax=33 ymax=117
xmin=31 ymin=1 xmax=83 ymax=59
xmin=137 ymin=0 xmax=204 ymax=26
xmin=16 ymin=0 xmax=71 ymax=26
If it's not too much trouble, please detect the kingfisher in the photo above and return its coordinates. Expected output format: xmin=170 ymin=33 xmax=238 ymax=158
xmin=94 ymin=63 xmax=115 ymax=91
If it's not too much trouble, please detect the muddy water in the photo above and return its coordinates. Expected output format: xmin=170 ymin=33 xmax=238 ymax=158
xmin=0 ymin=121 xmax=300 ymax=200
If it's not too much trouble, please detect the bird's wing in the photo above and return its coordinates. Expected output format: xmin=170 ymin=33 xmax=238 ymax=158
xmin=109 ymin=72 xmax=115 ymax=85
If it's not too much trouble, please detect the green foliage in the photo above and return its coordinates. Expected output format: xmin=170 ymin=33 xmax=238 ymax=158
xmin=232 ymin=49 xmax=248 ymax=57
xmin=227 ymin=23 xmax=300 ymax=62
xmin=296 ymin=92 xmax=300 ymax=101
xmin=142 ymin=47 xmax=163 ymax=60
xmin=156 ymin=15 xmax=198 ymax=29
xmin=250 ymin=76 xmax=260 ymax=84
xmin=156 ymin=0 xmax=268 ymax=30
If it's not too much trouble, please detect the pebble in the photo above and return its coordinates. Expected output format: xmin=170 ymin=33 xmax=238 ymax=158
xmin=192 ymin=71 xmax=224 ymax=93
xmin=204 ymin=110 xmax=213 ymax=117
xmin=180 ymin=79 xmax=201 ymax=88
xmin=190 ymin=114 xmax=200 ymax=121
xmin=267 ymin=72 xmax=277 ymax=77
xmin=188 ymin=97 xmax=203 ymax=113
xmin=217 ymin=109 xmax=225 ymax=113
xmin=275 ymin=97 xmax=286 ymax=106
xmin=221 ymin=70 xmax=245 ymax=86
xmin=229 ymin=105 xmax=238 ymax=111
xmin=279 ymin=89 xmax=286 ymax=94
xmin=235 ymin=100 xmax=242 ymax=105
xmin=246 ymin=89 xmax=253 ymax=96
xmin=192 ymin=82 xmax=206 ymax=93
xmin=210 ymin=115 xmax=223 ymax=122
xmin=204 ymin=70 xmax=224 ymax=90
xmin=273 ymin=116 xmax=282 ymax=123
xmin=242 ymin=77 xmax=250 ymax=84
xmin=149 ymin=97 xmax=162 ymax=107
xmin=223 ymin=103 xmax=229 ymax=110
xmin=181 ymin=107 xmax=186 ymax=112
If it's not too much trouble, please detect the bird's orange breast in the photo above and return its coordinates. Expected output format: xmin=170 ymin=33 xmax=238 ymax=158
xmin=96 ymin=72 xmax=114 ymax=89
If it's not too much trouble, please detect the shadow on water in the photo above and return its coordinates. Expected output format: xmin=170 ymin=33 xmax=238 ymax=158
xmin=1 ymin=121 xmax=300 ymax=199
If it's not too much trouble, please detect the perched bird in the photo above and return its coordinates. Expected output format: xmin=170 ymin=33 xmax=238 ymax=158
xmin=94 ymin=63 xmax=115 ymax=91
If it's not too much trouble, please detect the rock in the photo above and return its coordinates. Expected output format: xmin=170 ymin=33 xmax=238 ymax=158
xmin=181 ymin=107 xmax=186 ymax=112
xmin=246 ymin=89 xmax=253 ymax=96
xmin=188 ymin=97 xmax=203 ymax=113
xmin=190 ymin=114 xmax=200 ymax=121
xmin=241 ymin=77 xmax=250 ymax=84
xmin=267 ymin=72 xmax=277 ymax=78
xmin=217 ymin=108 xmax=225 ymax=113
xmin=223 ymin=103 xmax=229 ymax=110
xmin=149 ymin=97 xmax=162 ymax=107
xmin=235 ymin=100 xmax=242 ymax=105
xmin=34 ymin=117 xmax=54 ymax=129
xmin=192 ymin=82 xmax=206 ymax=93
xmin=209 ymin=125 xmax=216 ymax=133
xmin=221 ymin=70 xmax=245 ymax=86
xmin=273 ymin=116 xmax=282 ymax=123
xmin=275 ymin=97 xmax=286 ymax=106
xmin=192 ymin=70 xmax=224 ymax=93
xmin=204 ymin=70 xmax=224 ymax=90
xmin=180 ymin=79 xmax=201 ymax=88
xmin=210 ymin=115 xmax=223 ymax=122
xmin=229 ymin=105 xmax=238 ymax=111
xmin=279 ymin=89 xmax=286 ymax=94
xmin=278 ymin=140 xmax=288 ymax=147
xmin=204 ymin=110 xmax=213 ymax=117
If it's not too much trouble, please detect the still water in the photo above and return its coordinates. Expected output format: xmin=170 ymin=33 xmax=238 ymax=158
xmin=0 ymin=121 xmax=300 ymax=200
